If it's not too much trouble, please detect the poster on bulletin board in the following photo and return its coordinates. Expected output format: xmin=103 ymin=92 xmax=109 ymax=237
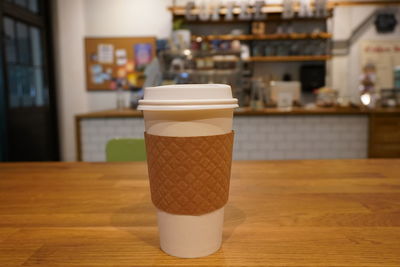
xmin=85 ymin=37 xmax=156 ymax=90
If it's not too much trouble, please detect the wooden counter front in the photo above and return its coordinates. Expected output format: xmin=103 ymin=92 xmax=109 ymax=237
xmin=0 ymin=160 xmax=399 ymax=266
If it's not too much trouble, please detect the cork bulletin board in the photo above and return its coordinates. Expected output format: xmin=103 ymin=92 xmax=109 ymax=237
xmin=84 ymin=37 xmax=156 ymax=90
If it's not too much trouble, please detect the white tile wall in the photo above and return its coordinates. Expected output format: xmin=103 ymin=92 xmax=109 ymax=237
xmin=80 ymin=115 xmax=369 ymax=162
xmin=232 ymin=115 xmax=368 ymax=160
xmin=81 ymin=118 xmax=145 ymax=162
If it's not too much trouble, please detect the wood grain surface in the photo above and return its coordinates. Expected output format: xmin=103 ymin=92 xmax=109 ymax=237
xmin=0 ymin=160 xmax=399 ymax=266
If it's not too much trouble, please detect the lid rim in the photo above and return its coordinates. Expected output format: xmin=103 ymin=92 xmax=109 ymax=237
xmin=139 ymin=98 xmax=238 ymax=106
xmin=137 ymin=104 xmax=239 ymax=111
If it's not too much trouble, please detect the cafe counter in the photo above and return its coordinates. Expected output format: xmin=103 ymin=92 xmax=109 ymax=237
xmin=75 ymin=107 xmax=400 ymax=161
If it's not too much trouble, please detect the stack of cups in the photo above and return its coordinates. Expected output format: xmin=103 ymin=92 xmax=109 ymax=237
xmin=138 ymin=84 xmax=238 ymax=258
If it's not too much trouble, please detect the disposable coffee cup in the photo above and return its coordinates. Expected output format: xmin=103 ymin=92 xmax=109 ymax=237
xmin=138 ymin=84 xmax=238 ymax=258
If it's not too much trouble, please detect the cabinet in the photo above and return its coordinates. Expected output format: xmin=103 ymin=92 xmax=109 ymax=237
xmin=369 ymin=114 xmax=400 ymax=158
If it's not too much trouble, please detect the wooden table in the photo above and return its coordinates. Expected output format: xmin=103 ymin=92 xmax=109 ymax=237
xmin=1 ymin=160 xmax=399 ymax=266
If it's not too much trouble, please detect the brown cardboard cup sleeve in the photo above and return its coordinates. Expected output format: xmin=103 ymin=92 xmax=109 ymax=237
xmin=144 ymin=131 xmax=234 ymax=216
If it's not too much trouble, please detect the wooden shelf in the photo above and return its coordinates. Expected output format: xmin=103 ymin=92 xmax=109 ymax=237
xmin=248 ymin=55 xmax=332 ymax=62
xmin=168 ymin=3 xmax=333 ymax=16
xmin=168 ymin=69 xmax=240 ymax=75
xmin=253 ymin=32 xmax=332 ymax=40
xmin=192 ymin=34 xmax=253 ymax=41
xmin=176 ymin=16 xmax=331 ymax=24
xmin=331 ymin=1 xmax=400 ymax=7
xmin=192 ymin=33 xmax=332 ymax=41
xmin=168 ymin=1 xmax=399 ymax=16
xmin=162 ymin=50 xmax=240 ymax=57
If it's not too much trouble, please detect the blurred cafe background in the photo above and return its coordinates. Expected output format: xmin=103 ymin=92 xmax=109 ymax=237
xmin=0 ymin=0 xmax=400 ymax=162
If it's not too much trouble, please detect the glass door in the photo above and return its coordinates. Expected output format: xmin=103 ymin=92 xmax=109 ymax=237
xmin=1 ymin=0 xmax=58 ymax=161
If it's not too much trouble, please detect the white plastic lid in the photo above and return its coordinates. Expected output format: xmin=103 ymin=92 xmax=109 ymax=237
xmin=137 ymin=84 xmax=239 ymax=111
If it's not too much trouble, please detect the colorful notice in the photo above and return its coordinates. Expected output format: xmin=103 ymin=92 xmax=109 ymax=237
xmin=90 ymin=64 xmax=103 ymax=84
xmin=134 ymin=43 xmax=153 ymax=71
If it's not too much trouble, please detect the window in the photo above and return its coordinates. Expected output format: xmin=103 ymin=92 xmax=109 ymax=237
xmin=3 ymin=16 xmax=47 ymax=107
xmin=8 ymin=0 xmax=40 ymax=14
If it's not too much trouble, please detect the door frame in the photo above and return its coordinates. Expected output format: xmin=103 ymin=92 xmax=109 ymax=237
xmin=0 ymin=0 xmax=59 ymax=161
xmin=0 ymin=2 xmax=8 ymax=161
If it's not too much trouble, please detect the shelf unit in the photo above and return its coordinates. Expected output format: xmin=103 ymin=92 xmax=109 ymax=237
xmin=170 ymin=2 xmax=332 ymax=61
xmin=167 ymin=2 xmax=338 ymax=106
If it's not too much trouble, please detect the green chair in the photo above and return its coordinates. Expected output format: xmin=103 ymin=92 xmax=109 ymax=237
xmin=106 ymin=138 xmax=146 ymax=162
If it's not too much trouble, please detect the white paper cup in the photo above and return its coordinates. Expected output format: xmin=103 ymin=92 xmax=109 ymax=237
xmin=138 ymin=84 xmax=238 ymax=258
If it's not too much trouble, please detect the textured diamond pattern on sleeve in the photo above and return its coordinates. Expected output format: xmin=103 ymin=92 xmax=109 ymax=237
xmin=145 ymin=131 xmax=234 ymax=215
